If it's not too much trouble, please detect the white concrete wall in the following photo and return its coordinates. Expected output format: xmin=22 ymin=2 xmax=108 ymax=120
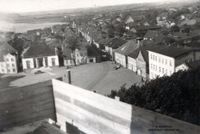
xmin=47 ymin=56 xmax=59 ymax=67
xmin=148 ymin=51 xmax=175 ymax=80
xmin=127 ymin=56 xmax=136 ymax=72
xmin=52 ymin=79 xmax=200 ymax=134
xmin=115 ymin=52 xmax=126 ymax=67
xmin=22 ymin=58 xmax=34 ymax=70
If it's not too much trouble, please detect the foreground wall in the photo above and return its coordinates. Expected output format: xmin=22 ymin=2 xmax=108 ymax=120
xmin=0 ymin=81 xmax=56 ymax=130
xmin=52 ymin=79 xmax=200 ymax=134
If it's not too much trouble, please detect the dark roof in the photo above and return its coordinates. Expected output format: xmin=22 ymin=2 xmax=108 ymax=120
xmin=22 ymin=41 xmax=55 ymax=58
xmin=128 ymin=43 xmax=154 ymax=63
xmin=87 ymin=45 xmax=101 ymax=57
xmin=115 ymin=40 xmax=140 ymax=55
xmin=147 ymin=45 xmax=192 ymax=58
xmin=99 ymin=38 xmax=113 ymax=45
xmin=0 ymin=42 xmax=17 ymax=61
xmin=186 ymin=60 xmax=200 ymax=69
xmin=107 ymin=38 xmax=127 ymax=49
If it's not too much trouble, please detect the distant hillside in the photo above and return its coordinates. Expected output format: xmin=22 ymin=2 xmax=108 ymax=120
xmin=12 ymin=0 xmax=199 ymax=23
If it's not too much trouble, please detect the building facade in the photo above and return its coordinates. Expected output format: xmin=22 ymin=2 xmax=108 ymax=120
xmin=0 ymin=53 xmax=18 ymax=74
xmin=22 ymin=56 xmax=59 ymax=70
xmin=148 ymin=47 xmax=197 ymax=80
xmin=21 ymin=42 xmax=60 ymax=70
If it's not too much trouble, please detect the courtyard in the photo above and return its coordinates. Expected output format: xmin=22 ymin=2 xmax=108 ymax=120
xmin=0 ymin=61 xmax=142 ymax=95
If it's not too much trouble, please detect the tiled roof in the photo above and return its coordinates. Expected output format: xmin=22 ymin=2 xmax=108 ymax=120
xmin=107 ymin=38 xmax=127 ymax=49
xmin=115 ymin=40 xmax=140 ymax=55
xmin=128 ymin=43 xmax=154 ymax=63
xmin=22 ymin=41 xmax=55 ymax=58
xmin=0 ymin=42 xmax=17 ymax=61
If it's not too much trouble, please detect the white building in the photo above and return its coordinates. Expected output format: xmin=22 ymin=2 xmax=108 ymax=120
xmin=0 ymin=43 xmax=18 ymax=74
xmin=21 ymin=42 xmax=59 ymax=70
xmin=148 ymin=46 xmax=199 ymax=80
xmin=114 ymin=40 xmax=140 ymax=68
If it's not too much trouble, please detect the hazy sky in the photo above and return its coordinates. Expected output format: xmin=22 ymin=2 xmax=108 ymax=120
xmin=0 ymin=0 xmax=195 ymax=13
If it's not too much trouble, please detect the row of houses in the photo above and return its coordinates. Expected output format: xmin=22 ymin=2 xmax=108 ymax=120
xmin=111 ymin=39 xmax=200 ymax=80
xmin=0 ymin=39 xmax=99 ymax=74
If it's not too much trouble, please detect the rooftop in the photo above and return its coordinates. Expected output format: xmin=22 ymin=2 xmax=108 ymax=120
xmin=22 ymin=41 xmax=55 ymax=58
xmin=148 ymin=45 xmax=192 ymax=58
xmin=0 ymin=42 xmax=17 ymax=61
xmin=115 ymin=40 xmax=140 ymax=55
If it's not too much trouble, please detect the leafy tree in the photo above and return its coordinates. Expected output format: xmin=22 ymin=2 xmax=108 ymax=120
xmin=108 ymin=68 xmax=200 ymax=125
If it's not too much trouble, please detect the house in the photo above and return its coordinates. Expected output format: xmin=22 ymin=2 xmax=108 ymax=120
xmin=143 ymin=30 xmax=165 ymax=45
xmin=127 ymin=43 xmax=153 ymax=79
xmin=21 ymin=41 xmax=59 ymax=70
xmin=0 ymin=42 xmax=18 ymax=74
xmin=114 ymin=40 xmax=140 ymax=68
xmin=124 ymin=15 xmax=134 ymax=24
xmin=105 ymin=38 xmax=127 ymax=59
xmin=73 ymin=45 xmax=98 ymax=65
xmin=63 ymin=47 xmax=74 ymax=67
xmin=148 ymin=45 xmax=200 ymax=80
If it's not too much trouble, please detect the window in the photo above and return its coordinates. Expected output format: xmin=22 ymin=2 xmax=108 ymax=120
xmin=162 ymin=68 xmax=164 ymax=73
xmin=6 ymin=64 xmax=10 ymax=67
xmin=159 ymin=67 xmax=161 ymax=72
xmin=169 ymin=60 xmax=172 ymax=66
xmin=7 ymin=69 xmax=10 ymax=72
xmin=165 ymin=69 xmax=167 ymax=74
xmin=162 ymin=58 xmax=164 ymax=64
xmin=11 ymin=58 xmax=14 ymax=62
xmin=165 ymin=59 xmax=167 ymax=65
xmin=13 ymin=69 xmax=16 ymax=72
xmin=12 ymin=64 xmax=15 ymax=67
xmin=6 ymin=58 xmax=9 ymax=62
xmin=155 ymin=56 xmax=157 ymax=61
xmin=159 ymin=58 xmax=161 ymax=63
xmin=2 ymin=69 xmax=4 ymax=72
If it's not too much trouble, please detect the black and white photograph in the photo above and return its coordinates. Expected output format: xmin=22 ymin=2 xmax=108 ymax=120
xmin=0 ymin=0 xmax=200 ymax=134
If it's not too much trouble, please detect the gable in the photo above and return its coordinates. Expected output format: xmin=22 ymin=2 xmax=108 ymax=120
xmin=137 ymin=51 xmax=145 ymax=62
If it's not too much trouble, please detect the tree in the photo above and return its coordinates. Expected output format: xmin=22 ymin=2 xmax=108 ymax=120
xmin=108 ymin=68 xmax=200 ymax=125
xmin=170 ymin=25 xmax=180 ymax=33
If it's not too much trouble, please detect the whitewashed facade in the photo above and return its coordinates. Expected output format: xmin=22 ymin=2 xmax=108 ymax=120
xmin=149 ymin=51 xmax=175 ymax=79
xmin=0 ymin=54 xmax=18 ymax=74
xmin=148 ymin=50 xmax=194 ymax=80
xmin=22 ymin=55 xmax=59 ymax=70
xmin=115 ymin=52 xmax=126 ymax=67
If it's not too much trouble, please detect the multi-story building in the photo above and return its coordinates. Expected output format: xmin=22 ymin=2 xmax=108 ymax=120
xmin=148 ymin=46 xmax=200 ymax=80
xmin=0 ymin=42 xmax=18 ymax=74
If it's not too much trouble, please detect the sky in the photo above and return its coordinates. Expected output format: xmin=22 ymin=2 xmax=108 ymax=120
xmin=0 ymin=0 xmax=196 ymax=13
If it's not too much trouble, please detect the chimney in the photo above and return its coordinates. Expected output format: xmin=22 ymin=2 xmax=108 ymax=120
xmin=67 ymin=70 xmax=72 ymax=84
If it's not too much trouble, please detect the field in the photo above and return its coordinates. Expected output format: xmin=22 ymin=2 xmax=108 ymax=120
xmin=0 ymin=21 xmax=66 ymax=33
